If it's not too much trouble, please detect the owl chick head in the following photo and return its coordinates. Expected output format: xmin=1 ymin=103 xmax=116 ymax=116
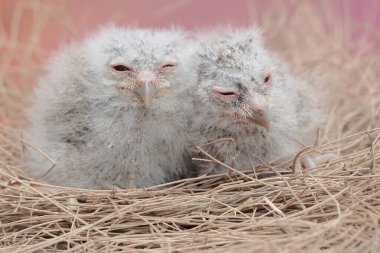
xmin=78 ymin=25 xmax=192 ymax=109
xmin=195 ymin=26 xmax=281 ymax=131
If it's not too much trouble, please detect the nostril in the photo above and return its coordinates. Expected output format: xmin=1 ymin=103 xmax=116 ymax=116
xmin=136 ymin=71 xmax=156 ymax=84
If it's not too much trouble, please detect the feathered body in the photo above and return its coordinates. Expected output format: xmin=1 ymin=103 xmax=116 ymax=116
xmin=190 ymin=27 xmax=321 ymax=174
xmin=24 ymin=26 xmax=195 ymax=189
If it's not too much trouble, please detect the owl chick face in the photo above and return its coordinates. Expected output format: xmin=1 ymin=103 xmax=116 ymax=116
xmin=82 ymin=26 xmax=189 ymax=109
xmin=196 ymin=29 xmax=276 ymax=131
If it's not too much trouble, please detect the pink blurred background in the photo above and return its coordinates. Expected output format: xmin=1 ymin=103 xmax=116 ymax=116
xmin=1 ymin=0 xmax=379 ymax=51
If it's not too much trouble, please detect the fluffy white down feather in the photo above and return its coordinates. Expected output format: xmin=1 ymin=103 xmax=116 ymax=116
xmin=189 ymin=27 xmax=322 ymax=175
xmin=24 ymin=25 xmax=196 ymax=189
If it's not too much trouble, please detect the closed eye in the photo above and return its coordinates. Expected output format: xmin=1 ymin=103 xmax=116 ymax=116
xmin=219 ymin=91 xmax=236 ymax=96
xmin=212 ymin=88 xmax=241 ymax=99
xmin=158 ymin=62 xmax=178 ymax=71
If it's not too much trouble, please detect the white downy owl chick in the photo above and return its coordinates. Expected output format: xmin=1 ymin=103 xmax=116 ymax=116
xmin=24 ymin=25 xmax=195 ymax=189
xmin=190 ymin=27 xmax=321 ymax=175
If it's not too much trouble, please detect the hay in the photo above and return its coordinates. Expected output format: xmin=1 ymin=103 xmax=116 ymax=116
xmin=1 ymin=1 xmax=379 ymax=252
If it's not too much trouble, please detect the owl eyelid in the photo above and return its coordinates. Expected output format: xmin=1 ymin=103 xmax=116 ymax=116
xmin=212 ymin=88 xmax=241 ymax=99
xmin=157 ymin=62 xmax=178 ymax=71
xmin=111 ymin=64 xmax=134 ymax=73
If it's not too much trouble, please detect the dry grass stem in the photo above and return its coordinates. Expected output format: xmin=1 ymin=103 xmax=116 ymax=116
xmin=0 ymin=0 xmax=379 ymax=252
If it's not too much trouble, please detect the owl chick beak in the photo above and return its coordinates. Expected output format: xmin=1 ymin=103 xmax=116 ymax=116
xmin=246 ymin=93 xmax=270 ymax=131
xmin=135 ymin=71 xmax=158 ymax=109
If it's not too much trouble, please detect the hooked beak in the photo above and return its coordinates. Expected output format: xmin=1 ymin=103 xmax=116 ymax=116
xmin=250 ymin=115 xmax=270 ymax=131
xmin=246 ymin=93 xmax=270 ymax=131
xmin=135 ymin=81 xmax=155 ymax=108
xmin=134 ymin=71 xmax=158 ymax=109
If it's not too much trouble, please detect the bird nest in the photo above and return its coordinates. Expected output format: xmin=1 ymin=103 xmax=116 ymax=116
xmin=0 ymin=1 xmax=379 ymax=252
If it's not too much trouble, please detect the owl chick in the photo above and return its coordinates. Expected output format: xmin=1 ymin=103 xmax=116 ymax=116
xmin=24 ymin=25 xmax=195 ymax=189
xmin=189 ymin=27 xmax=321 ymax=175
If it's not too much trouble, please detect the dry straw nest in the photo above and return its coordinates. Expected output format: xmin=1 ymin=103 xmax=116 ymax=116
xmin=0 ymin=1 xmax=379 ymax=252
